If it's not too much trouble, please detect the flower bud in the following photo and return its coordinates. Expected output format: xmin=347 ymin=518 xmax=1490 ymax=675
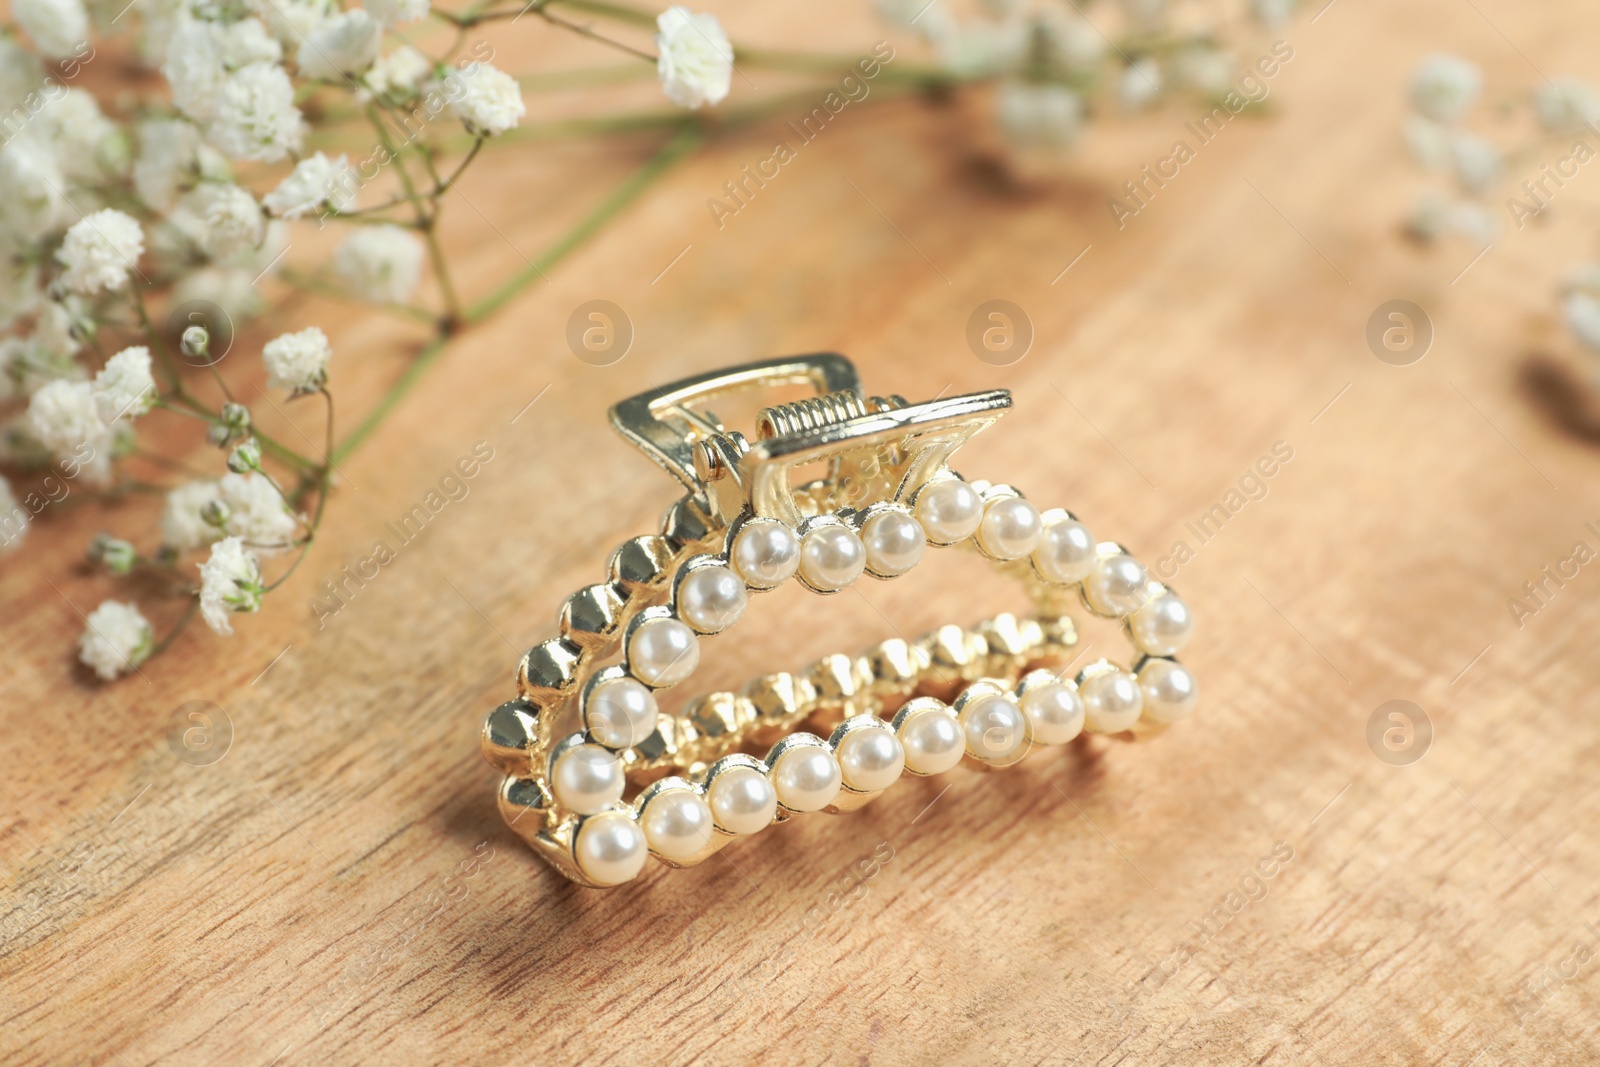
xmin=200 ymin=499 xmax=232 ymax=528
xmin=89 ymin=533 xmax=136 ymax=575
xmin=227 ymin=438 xmax=262 ymax=473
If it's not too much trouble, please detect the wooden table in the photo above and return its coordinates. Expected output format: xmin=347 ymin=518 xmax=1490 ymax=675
xmin=6 ymin=1 xmax=1599 ymax=1063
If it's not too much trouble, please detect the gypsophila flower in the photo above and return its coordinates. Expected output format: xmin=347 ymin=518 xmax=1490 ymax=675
xmin=199 ymin=184 xmax=266 ymax=260
xmin=0 ymin=252 xmax=41 ymax=334
xmin=218 ymin=470 xmax=298 ymax=550
xmin=0 ymin=137 xmax=70 ymax=241
xmin=209 ymin=62 xmax=305 ymax=163
xmin=197 ymin=536 xmax=264 ymax=635
xmin=162 ymin=479 xmax=224 ymax=550
xmin=333 ymin=224 xmax=423 ymax=303
xmin=297 ymin=9 xmax=382 ymax=80
xmin=1451 ymin=132 xmax=1501 ymax=196
xmin=174 ymin=265 xmax=265 ymax=319
xmin=1251 ymin=0 xmax=1294 ymax=27
xmin=133 ymin=119 xmax=202 ymax=212
xmin=164 ymin=17 xmax=284 ymax=123
xmin=0 ymin=475 xmax=27 ymax=552
xmin=1535 ymin=78 xmax=1600 ymax=133
xmin=27 ymin=379 xmax=104 ymax=455
xmin=363 ymin=45 xmax=432 ymax=103
xmin=35 ymin=89 xmax=116 ymax=180
xmin=93 ymin=347 xmax=155 ymax=422
xmin=1403 ymin=116 xmax=1453 ymax=171
xmin=0 ymin=38 xmax=45 ymax=111
xmin=227 ymin=438 xmax=262 ymax=473
xmin=997 ymin=81 xmax=1083 ymax=151
xmin=263 ymin=152 xmax=358 ymax=218
xmin=91 ymin=534 xmax=137 ymax=575
xmin=365 ymin=0 xmax=429 ymax=28
xmin=248 ymin=0 xmax=335 ymax=46
xmin=656 ymin=7 xmax=733 ymax=109
xmin=78 ymin=600 xmax=153 ymax=680
xmin=1564 ymin=291 xmax=1600 ymax=352
xmin=1118 ymin=58 xmax=1163 ymax=112
xmin=441 ymin=62 xmax=525 ymax=136
xmin=1175 ymin=49 xmax=1234 ymax=97
xmin=58 ymin=210 xmax=144 ymax=294
xmin=262 ymin=327 xmax=331 ymax=393
xmin=936 ymin=20 xmax=1027 ymax=80
xmin=1411 ymin=54 xmax=1480 ymax=124
xmin=1034 ymin=12 xmax=1103 ymax=75
xmin=33 ymin=299 xmax=87 ymax=360
xmin=13 ymin=0 xmax=88 ymax=60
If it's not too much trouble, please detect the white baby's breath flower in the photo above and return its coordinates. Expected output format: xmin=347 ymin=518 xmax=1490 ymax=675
xmin=263 ymin=152 xmax=358 ymax=218
xmin=248 ymin=0 xmax=335 ymax=44
xmin=440 ymin=62 xmax=525 ymax=135
xmin=28 ymin=378 xmax=105 ymax=456
xmin=162 ymin=478 xmax=224 ymax=550
xmin=1446 ymin=199 xmax=1496 ymax=244
xmin=58 ymin=209 xmax=144 ymax=294
xmin=0 ymin=251 xmax=41 ymax=333
xmin=1034 ymin=12 xmax=1103 ymax=76
xmin=198 ymin=536 xmax=264 ymax=635
xmin=13 ymin=0 xmax=89 ymax=60
xmin=1535 ymin=77 xmax=1600 ymax=133
xmin=163 ymin=18 xmax=226 ymax=121
xmin=996 ymin=81 xmax=1083 ymax=151
xmin=1403 ymin=116 xmax=1452 ymax=171
xmin=31 ymin=299 xmax=86 ymax=361
xmin=133 ymin=119 xmax=201 ymax=212
xmin=936 ymin=20 xmax=1027 ymax=79
xmin=93 ymin=346 xmax=155 ymax=422
xmin=198 ymin=184 xmax=265 ymax=260
xmin=35 ymin=89 xmax=116 ymax=180
xmin=297 ymin=9 xmax=382 ymax=80
xmin=1251 ymin=0 xmax=1293 ymax=27
xmin=363 ymin=45 xmax=431 ymax=103
xmin=0 ymin=137 xmax=70 ymax=241
xmin=1118 ymin=58 xmax=1163 ymax=111
xmin=173 ymin=265 xmax=264 ymax=319
xmin=365 ymin=0 xmax=428 ymax=27
xmin=1411 ymin=54 xmax=1480 ymax=124
xmin=333 ymin=224 xmax=423 ymax=303
xmin=1564 ymin=292 xmax=1600 ymax=353
xmin=656 ymin=7 xmax=733 ymax=109
xmin=1175 ymin=49 xmax=1234 ymax=97
xmin=873 ymin=0 xmax=951 ymax=38
xmin=208 ymin=62 xmax=304 ymax=163
xmin=0 ymin=38 xmax=46 ymax=114
xmin=262 ymin=326 xmax=331 ymax=393
xmin=218 ymin=470 xmax=297 ymax=550
xmin=1451 ymin=132 xmax=1501 ymax=196
xmin=0 ymin=474 xmax=27 ymax=552
xmin=78 ymin=600 xmax=153 ymax=680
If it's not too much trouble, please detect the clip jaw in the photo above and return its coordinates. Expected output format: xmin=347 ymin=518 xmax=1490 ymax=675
xmin=609 ymin=354 xmax=1011 ymax=526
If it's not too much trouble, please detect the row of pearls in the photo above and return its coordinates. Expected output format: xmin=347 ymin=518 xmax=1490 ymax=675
xmin=547 ymin=472 xmax=1195 ymax=886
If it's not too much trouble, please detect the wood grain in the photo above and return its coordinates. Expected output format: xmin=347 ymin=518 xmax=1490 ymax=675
xmin=6 ymin=1 xmax=1600 ymax=1064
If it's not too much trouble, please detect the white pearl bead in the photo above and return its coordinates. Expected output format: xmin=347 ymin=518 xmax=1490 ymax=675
xmin=641 ymin=788 xmax=714 ymax=862
xmin=629 ymin=617 xmax=699 ymax=687
xmin=1083 ymin=553 xmax=1150 ymax=617
xmin=1139 ymin=659 xmax=1199 ymax=723
xmin=860 ymin=510 xmax=925 ymax=577
xmin=678 ymin=565 xmax=748 ymax=634
xmin=707 ymin=765 xmax=776 ymax=834
xmin=959 ymin=693 xmax=1029 ymax=763
xmin=977 ymin=496 xmax=1043 ymax=560
xmin=772 ymin=745 xmax=842 ymax=812
xmin=1020 ymin=682 xmax=1085 ymax=745
xmin=835 ymin=726 xmax=905 ymax=792
xmin=586 ymin=677 xmax=658 ymax=749
xmin=1034 ymin=518 xmax=1097 ymax=585
xmin=731 ymin=520 xmax=800 ymax=589
xmin=1130 ymin=593 xmax=1193 ymax=656
xmin=798 ymin=525 xmax=866 ymax=592
xmin=915 ymin=478 xmax=983 ymax=545
xmin=551 ymin=742 xmax=625 ymax=814
xmin=898 ymin=706 xmax=965 ymax=775
xmin=574 ymin=811 xmax=647 ymax=886
xmin=1081 ymin=670 xmax=1144 ymax=733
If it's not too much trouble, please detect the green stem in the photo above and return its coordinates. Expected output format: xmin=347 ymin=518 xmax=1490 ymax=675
xmin=332 ymin=334 xmax=448 ymax=464
xmin=466 ymin=124 xmax=703 ymax=323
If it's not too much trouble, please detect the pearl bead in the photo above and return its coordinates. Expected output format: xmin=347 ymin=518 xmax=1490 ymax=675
xmin=772 ymin=745 xmax=842 ymax=812
xmin=732 ymin=520 xmax=800 ymax=589
xmin=1130 ymin=593 xmax=1193 ymax=656
xmin=574 ymin=811 xmax=648 ymax=886
xmin=898 ymin=706 xmax=965 ymax=775
xmin=551 ymin=742 xmax=625 ymax=814
xmin=629 ymin=617 xmax=699 ymax=687
xmin=641 ymin=788 xmax=714 ymax=862
xmin=1020 ymin=682 xmax=1085 ymax=745
xmin=915 ymin=478 xmax=983 ymax=545
xmin=678 ymin=565 xmax=747 ymax=634
xmin=586 ymin=677 xmax=658 ymax=749
xmin=977 ymin=496 xmax=1043 ymax=560
xmin=1083 ymin=553 xmax=1150 ymax=617
xmin=798 ymin=525 xmax=866 ymax=592
xmin=959 ymin=693 xmax=1029 ymax=764
xmin=1081 ymin=670 xmax=1144 ymax=733
xmin=860 ymin=510 xmax=925 ymax=577
xmin=707 ymin=765 xmax=776 ymax=834
xmin=835 ymin=726 xmax=905 ymax=792
xmin=1139 ymin=659 xmax=1199 ymax=723
xmin=1034 ymin=518 xmax=1097 ymax=585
